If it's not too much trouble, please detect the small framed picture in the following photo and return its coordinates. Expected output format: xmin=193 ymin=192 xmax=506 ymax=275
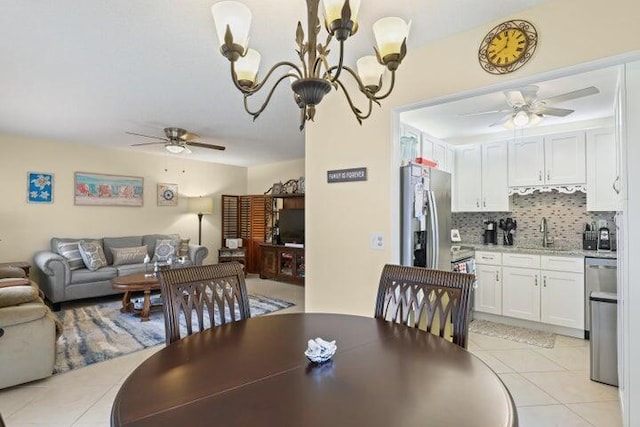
xmin=28 ymin=172 xmax=54 ymax=203
xmin=157 ymin=183 xmax=178 ymax=206
xmin=272 ymin=182 xmax=283 ymax=195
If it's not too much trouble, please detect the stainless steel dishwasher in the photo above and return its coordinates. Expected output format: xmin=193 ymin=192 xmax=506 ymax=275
xmin=584 ymin=257 xmax=617 ymax=338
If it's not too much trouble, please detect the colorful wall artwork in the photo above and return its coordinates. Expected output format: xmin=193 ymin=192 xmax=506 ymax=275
xmin=28 ymin=172 xmax=54 ymax=203
xmin=74 ymin=172 xmax=144 ymax=206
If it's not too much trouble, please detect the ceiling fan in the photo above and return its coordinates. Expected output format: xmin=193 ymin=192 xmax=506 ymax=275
xmin=126 ymin=127 xmax=225 ymax=154
xmin=460 ymin=85 xmax=600 ymax=128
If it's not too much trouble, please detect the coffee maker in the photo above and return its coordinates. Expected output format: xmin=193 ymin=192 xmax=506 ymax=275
xmin=483 ymin=220 xmax=498 ymax=245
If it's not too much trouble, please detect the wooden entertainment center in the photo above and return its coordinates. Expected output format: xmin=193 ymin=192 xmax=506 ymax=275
xmin=222 ymin=181 xmax=304 ymax=285
xmin=259 ymin=244 xmax=304 ymax=285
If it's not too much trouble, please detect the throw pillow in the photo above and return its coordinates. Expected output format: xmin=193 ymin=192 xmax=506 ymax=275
xmin=56 ymin=241 xmax=85 ymax=271
xmin=178 ymin=238 xmax=190 ymax=259
xmin=112 ymin=245 xmax=148 ymax=266
xmin=153 ymin=239 xmax=179 ymax=262
xmin=78 ymin=240 xmax=108 ymax=271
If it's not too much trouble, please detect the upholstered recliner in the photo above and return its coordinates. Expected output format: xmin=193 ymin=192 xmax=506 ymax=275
xmin=0 ymin=267 xmax=62 ymax=389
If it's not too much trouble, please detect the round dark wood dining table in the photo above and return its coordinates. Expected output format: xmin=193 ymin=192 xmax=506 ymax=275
xmin=111 ymin=313 xmax=517 ymax=427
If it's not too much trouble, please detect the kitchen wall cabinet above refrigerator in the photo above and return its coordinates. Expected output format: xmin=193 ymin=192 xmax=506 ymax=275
xmin=454 ymin=142 xmax=509 ymax=212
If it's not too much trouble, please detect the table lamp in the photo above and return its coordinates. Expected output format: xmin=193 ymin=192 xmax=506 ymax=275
xmin=188 ymin=196 xmax=213 ymax=245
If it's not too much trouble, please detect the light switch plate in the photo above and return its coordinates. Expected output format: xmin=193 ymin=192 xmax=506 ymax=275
xmin=370 ymin=232 xmax=384 ymax=250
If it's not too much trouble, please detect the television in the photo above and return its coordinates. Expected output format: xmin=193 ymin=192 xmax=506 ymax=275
xmin=278 ymin=209 xmax=305 ymax=244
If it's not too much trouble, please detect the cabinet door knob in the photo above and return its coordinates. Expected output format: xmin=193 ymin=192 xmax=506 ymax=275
xmin=476 ymin=199 xmax=480 ymax=208
xmin=483 ymin=199 xmax=486 ymax=207
xmin=496 ymin=271 xmax=499 ymax=282
xmin=543 ymin=276 xmax=547 ymax=287
xmin=547 ymin=170 xmax=551 ymax=181
xmin=534 ymin=276 xmax=538 ymax=287
xmin=538 ymin=171 xmax=542 ymax=181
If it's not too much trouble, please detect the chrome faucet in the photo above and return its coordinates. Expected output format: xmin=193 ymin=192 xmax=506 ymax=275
xmin=541 ymin=217 xmax=549 ymax=247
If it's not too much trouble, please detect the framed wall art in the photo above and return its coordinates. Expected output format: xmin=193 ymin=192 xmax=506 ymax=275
xmin=27 ymin=172 xmax=53 ymax=203
xmin=74 ymin=172 xmax=144 ymax=207
xmin=157 ymin=183 xmax=178 ymax=206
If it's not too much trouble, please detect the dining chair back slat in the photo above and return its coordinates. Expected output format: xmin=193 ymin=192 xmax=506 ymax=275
xmin=374 ymin=264 xmax=474 ymax=348
xmin=159 ymin=262 xmax=251 ymax=345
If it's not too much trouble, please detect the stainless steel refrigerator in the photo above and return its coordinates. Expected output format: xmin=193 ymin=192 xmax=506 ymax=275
xmin=400 ymin=163 xmax=451 ymax=270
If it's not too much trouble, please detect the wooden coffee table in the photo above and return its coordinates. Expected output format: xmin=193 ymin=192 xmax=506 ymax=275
xmin=111 ymin=273 xmax=161 ymax=322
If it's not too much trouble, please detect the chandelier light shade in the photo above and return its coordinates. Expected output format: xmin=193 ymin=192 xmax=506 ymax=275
xmin=356 ymin=56 xmax=385 ymax=90
xmin=373 ymin=17 xmax=411 ymax=62
xmin=211 ymin=1 xmax=252 ymax=55
xmin=210 ymin=0 xmax=409 ymax=130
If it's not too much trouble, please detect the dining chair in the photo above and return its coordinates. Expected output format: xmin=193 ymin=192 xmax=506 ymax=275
xmin=159 ymin=262 xmax=251 ymax=345
xmin=374 ymin=264 xmax=475 ymax=349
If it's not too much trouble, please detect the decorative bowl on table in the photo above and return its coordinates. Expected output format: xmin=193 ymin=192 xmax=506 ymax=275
xmin=305 ymin=337 xmax=337 ymax=363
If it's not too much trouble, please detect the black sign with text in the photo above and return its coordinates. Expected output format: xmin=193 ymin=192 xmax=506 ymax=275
xmin=327 ymin=167 xmax=367 ymax=183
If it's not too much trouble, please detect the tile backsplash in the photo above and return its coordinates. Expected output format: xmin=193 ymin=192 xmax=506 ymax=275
xmin=452 ymin=191 xmax=615 ymax=249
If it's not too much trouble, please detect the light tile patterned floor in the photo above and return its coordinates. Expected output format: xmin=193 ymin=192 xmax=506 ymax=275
xmin=0 ymin=278 xmax=622 ymax=426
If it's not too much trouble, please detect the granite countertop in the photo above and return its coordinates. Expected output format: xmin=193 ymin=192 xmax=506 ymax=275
xmin=454 ymin=243 xmax=617 ymax=259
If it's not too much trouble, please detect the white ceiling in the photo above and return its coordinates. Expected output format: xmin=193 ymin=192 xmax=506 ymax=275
xmin=0 ymin=0 xmax=545 ymax=166
xmin=401 ymin=66 xmax=619 ymax=143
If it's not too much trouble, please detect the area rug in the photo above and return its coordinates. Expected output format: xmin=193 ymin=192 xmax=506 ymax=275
xmin=469 ymin=319 xmax=556 ymax=348
xmin=53 ymin=294 xmax=294 ymax=374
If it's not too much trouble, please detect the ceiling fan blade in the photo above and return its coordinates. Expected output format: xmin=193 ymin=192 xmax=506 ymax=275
xmin=182 ymin=132 xmax=200 ymax=141
xmin=504 ymin=90 xmax=526 ymax=107
xmin=186 ymin=141 xmax=226 ymax=151
xmin=183 ymin=146 xmax=193 ymax=154
xmin=125 ymin=131 xmax=168 ymax=142
xmin=488 ymin=115 xmax=512 ymax=127
xmin=519 ymin=85 xmax=539 ymax=104
xmin=541 ymin=86 xmax=599 ymax=105
xmin=458 ymin=109 xmax=511 ymax=117
xmin=131 ymin=141 xmax=167 ymax=147
xmin=533 ymin=106 xmax=574 ymax=117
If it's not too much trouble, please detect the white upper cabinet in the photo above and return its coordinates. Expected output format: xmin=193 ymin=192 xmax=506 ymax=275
xmin=586 ymin=128 xmax=619 ymax=211
xmin=508 ymin=137 xmax=544 ymax=186
xmin=482 ymin=142 xmax=509 ymax=211
xmin=508 ymin=131 xmax=586 ymax=187
xmin=455 ymin=142 xmax=509 ymax=212
xmin=455 ymin=145 xmax=483 ymax=211
xmin=421 ymin=133 xmax=434 ymax=162
xmin=432 ymin=139 xmax=448 ymax=171
xmin=544 ymin=131 xmax=586 ymax=185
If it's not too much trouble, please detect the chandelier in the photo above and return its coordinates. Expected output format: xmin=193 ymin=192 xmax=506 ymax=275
xmin=211 ymin=0 xmax=410 ymax=130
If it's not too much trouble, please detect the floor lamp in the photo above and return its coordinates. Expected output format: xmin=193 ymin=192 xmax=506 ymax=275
xmin=188 ymin=196 xmax=213 ymax=245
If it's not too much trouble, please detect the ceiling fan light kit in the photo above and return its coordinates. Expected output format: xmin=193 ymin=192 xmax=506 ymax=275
xmin=210 ymin=0 xmax=410 ymax=130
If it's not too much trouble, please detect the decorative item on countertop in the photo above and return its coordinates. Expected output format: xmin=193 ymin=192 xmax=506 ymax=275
xmin=297 ymin=176 xmax=305 ymax=193
xmin=305 ymin=337 xmax=337 ymax=363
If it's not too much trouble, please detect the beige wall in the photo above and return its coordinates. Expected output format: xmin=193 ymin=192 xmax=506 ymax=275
xmin=247 ymin=158 xmax=305 ymax=194
xmin=0 ymin=135 xmax=247 ymax=262
xmin=305 ymin=0 xmax=640 ymax=316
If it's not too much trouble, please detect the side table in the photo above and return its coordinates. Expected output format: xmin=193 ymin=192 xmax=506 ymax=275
xmin=0 ymin=261 xmax=31 ymax=278
xmin=218 ymin=248 xmax=246 ymax=274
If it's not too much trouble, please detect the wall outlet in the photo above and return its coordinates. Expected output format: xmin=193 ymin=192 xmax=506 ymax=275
xmin=370 ymin=232 xmax=384 ymax=250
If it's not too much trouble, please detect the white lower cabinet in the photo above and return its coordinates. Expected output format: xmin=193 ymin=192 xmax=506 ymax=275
xmin=475 ymin=253 xmax=585 ymax=331
xmin=502 ymin=267 xmax=541 ymax=321
xmin=475 ymin=264 xmax=502 ymax=315
xmin=540 ymin=270 xmax=585 ymax=329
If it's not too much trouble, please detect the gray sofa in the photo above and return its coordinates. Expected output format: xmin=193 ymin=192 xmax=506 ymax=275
xmin=33 ymin=234 xmax=208 ymax=310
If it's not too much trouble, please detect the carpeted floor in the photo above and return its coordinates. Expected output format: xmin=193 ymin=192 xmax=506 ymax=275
xmin=469 ymin=319 xmax=557 ymax=348
xmin=53 ymin=294 xmax=294 ymax=374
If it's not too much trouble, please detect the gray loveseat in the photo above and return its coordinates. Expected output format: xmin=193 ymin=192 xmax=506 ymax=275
xmin=33 ymin=234 xmax=208 ymax=310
